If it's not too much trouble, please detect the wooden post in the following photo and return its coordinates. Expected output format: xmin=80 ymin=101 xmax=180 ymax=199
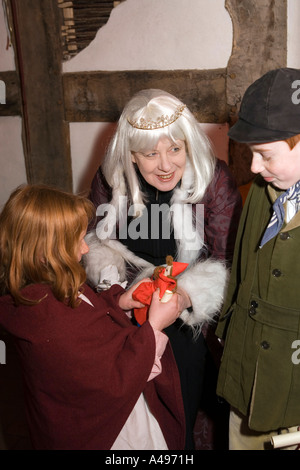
xmin=10 ymin=0 xmax=73 ymax=191
xmin=225 ymin=0 xmax=287 ymax=186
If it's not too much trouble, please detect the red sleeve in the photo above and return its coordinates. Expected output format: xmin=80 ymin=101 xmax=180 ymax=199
xmin=0 ymin=284 xmax=184 ymax=450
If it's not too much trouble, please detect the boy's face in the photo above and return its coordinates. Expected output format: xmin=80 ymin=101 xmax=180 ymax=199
xmin=249 ymin=140 xmax=300 ymax=190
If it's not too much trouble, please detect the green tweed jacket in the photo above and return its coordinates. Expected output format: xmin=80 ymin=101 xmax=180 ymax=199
xmin=216 ymin=174 xmax=300 ymax=432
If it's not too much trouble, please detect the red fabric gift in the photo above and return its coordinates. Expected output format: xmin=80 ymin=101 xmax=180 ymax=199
xmin=132 ymin=259 xmax=188 ymax=325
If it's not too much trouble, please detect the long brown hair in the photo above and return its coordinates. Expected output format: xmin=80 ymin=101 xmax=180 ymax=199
xmin=0 ymin=184 xmax=95 ymax=307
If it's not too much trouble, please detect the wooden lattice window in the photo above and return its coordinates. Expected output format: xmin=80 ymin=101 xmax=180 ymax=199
xmin=58 ymin=0 xmax=126 ymax=61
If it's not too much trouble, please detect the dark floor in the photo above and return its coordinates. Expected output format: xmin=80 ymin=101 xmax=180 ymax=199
xmin=0 ymin=329 xmax=32 ymax=450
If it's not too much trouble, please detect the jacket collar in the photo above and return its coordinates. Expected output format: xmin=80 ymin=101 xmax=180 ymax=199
xmin=267 ymin=184 xmax=300 ymax=232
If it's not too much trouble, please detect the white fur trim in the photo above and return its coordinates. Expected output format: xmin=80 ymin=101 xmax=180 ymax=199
xmin=108 ymin=252 xmax=228 ymax=331
xmin=84 ymin=232 xmax=228 ymax=334
xmin=177 ymin=259 xmax=229 ymax=328
xmin=83 ymin=231 xmax=152 ymax=286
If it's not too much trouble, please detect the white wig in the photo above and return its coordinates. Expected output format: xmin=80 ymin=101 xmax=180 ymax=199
xmin=101 ymin=89 xmax=216 ymax=206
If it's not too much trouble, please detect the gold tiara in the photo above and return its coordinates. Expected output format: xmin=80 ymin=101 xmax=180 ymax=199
xmin=127 ymin=104 xmax=186 ymax=130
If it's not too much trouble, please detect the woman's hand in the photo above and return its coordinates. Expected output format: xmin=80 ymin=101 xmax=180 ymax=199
xmin=148 ymin=289 xmax=181 ymax=331
xmin=176 ymin=286 xmax=192 ymax=311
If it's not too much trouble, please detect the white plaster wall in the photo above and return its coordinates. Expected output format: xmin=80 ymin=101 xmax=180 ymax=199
xmin=63 ymin=0 xmax=232 ymax=72
xmin=287 ymin=0 xmax=300 ymax=68
xmin=0 ymin=6 xmax=27 ymax=209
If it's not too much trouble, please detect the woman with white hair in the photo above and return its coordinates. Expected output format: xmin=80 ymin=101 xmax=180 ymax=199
xmin=84 ymin=89 xmax=242 ymax=449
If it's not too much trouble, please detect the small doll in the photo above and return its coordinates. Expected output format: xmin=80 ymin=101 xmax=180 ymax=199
xmin=132 ymin=255 xmax=188 ymax=325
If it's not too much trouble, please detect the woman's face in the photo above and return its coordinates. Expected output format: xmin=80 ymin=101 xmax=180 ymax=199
xmin=131 ymin=137 xmax=186 ymax=192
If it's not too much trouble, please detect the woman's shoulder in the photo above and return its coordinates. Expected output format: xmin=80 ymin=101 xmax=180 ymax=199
xmin=90 ymin=167 xmax=112 ymax=204
xmin=202 ymin=158 xmax=240 ymax=203
xmin=213 ymin=158 xmax=235 ymax=183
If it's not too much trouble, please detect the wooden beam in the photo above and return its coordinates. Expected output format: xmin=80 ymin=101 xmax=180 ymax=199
xmin=10 ymin=0 xmax=72 ymax=191
xmin=63 ymin=69 xmax=228 ymax=123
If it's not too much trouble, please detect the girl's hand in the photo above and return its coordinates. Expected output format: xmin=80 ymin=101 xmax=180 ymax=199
xmin=148 ymin=289 xmax=181 ymax=331
xmin=118 ymin=278 xmax=150 ymax=311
